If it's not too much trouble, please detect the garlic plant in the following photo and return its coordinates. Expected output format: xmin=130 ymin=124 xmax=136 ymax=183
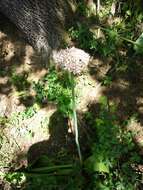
xmin=53 ymin=47 xmax=90 ymax=163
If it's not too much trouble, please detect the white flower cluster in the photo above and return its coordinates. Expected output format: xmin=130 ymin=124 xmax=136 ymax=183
xmin=52 ymin=47 xmax=90 ymax=75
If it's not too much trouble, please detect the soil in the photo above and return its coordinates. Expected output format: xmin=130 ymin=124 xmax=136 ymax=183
xmin=0 ymin=12 xmax=143 ymax=188
xmin=0 ymin=13 xmax=102 ymax=169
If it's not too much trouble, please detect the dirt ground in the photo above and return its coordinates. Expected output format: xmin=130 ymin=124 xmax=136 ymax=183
xmin=0 ymin=12 xmax=143 ymax=184
xmin=0 ymin=13 xmax=102 ymax=169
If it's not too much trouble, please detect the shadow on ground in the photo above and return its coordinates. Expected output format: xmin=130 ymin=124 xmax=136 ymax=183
xmin=6 ymin=101 xmax=142 ymax=189
xmin=27 ymin=111 xmax=75 ymax=164
xmin=90 ymin=55 xmax=143 ymax=120
xmin=11 ymin=111 xmax=81 ymax=189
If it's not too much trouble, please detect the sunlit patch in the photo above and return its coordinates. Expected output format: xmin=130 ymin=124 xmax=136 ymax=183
xmin=0 ymin=31 xmax=6 ymax=39
xmin=24 ymin=45 xmax=34 ymax=65
xmin=76 ymin=74 xmax=103 ymax=112
xmin=2 ymin=40 xmax=15 ymax=61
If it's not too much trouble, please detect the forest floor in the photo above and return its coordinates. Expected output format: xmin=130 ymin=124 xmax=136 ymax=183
xmin=0 ymin=12 xmax=143 ymax=189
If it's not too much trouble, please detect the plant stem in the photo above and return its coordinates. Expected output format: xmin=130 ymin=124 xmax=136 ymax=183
xmin=69 ymin=73 xmax=82 ymax=163
xmin=27 ymin=164 xmax=73 ymax=173
xmin=97 ymin=0 xmax=100 ymax=13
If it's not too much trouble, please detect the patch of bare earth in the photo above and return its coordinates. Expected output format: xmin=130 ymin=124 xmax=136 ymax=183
xmin=0 ymin=14 xmax=103 ymax=172
xmin=0 ymin=15 xmax=55 ymax=179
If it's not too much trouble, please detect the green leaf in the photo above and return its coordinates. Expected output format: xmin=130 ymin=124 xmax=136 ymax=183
xmin=96 ymin=182 xmax=110 ymax=190
xmin=95 ymin=118 xmax=104 ymax=126
xmin=99 ymin=96 xmax=108 ymax=106
xmin=93 ymin=161 xmax=109 ymax=173
xmin=134 ymin=33 xmax=143 ymax=54
xmin=85 ymin=155 xmax=109 ymax=173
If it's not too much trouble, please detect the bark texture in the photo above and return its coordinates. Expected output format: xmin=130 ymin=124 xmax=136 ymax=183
xmin=0 ymin=0 xmax=74 ymax=55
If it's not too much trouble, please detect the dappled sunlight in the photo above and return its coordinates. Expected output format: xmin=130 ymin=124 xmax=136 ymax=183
xmin=23 ymin=45 xmax=35 ymax=66
xmin=0 ymin=31 xmax=6 ymax=40
xmin=127 ymin=117 xmax=143 ymax=154
xmin=0 ymin=104 xmax=57 ymax=169
xmin=1 ymin=40 xmax=15 ymax=62
xmin=76 ymin=73 xmax=104 ymax=112
xmin=0 ymin=1 xmax=143 ymax=189
xmin=0 ymin=14 xmax=50 ymax=110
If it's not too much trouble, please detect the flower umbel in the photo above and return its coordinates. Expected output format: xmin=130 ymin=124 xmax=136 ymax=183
xmin=53 ymin=47 xmax=90 ymax=75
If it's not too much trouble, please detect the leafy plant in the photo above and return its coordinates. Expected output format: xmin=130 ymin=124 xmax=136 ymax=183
xmin=34 ymin=68 xmax=72 ymax=116
xmin=10 ymin=72 xmax=30 ymax=91
xmin=102 ymin=75 xmax=112 ymax=86
xmin=34 ymin=68 xmax=82 ymax=162
xmin=134 ymin=32 xmax=143 ymax=54
xmin=69 ymin=24 xmax=98 ymax=53
xmin=84 ymin=96 xmax=142 ymax=189
xmin=1 ymin=0 xmax=143 ymax=189
xmin=0 ymin=116 xmax=9 ymax=126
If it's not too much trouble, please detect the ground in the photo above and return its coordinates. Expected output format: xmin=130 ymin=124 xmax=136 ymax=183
xmin=0 ymin=12 xmax=143 ymax=189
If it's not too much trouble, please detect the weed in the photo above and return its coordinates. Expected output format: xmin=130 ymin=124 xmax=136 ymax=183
xmin=69 ymin=0 xmax=143 ymax=59
xmin=69 ymin=24 xmax=98 ymax=53
xmin=34 ymin=68 xmax=82 ymax=162
xmin=34 ymin=68 xmax=72 ymax=116
xmin=85 ymin=96 xmax=142 ymax=189
xmin=0 ymin=116 xmax=9 ymax=126
xmin=20 ymin=105 xmax=38 ymax=119
xmin=3 ymin=96 xmax=142 ymax=189
xmin=10 ymin=72 xmax=30 ymax=91
xmin=102 ymin=75 xmax=112 ymax=86
xmin=1 ymin=1 xmax=143 ymax=189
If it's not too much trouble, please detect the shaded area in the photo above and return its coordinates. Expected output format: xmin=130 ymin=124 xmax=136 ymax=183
xmin=12 ymin=111 xmax=83 ymax=189
xmin=27 ymin=111 xmax=75 ymax=164
xmin=90 ymin=56 xmax=143 ymax=121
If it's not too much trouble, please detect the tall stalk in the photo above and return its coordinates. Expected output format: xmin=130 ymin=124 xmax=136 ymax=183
xmin=69 ymin=73 xmax=82 ymax=163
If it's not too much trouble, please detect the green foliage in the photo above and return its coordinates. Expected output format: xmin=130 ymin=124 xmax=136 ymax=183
xmin=76 ymin=1 xmax=96 ymax=17
xmin=85 ymin=96 xmax=142 ymax=189
xmin=1 ymin=1 xmax=143 ymax=189
xmin=76 ymin=1 xmax=88 ymax=17
xmin=3 ymin=172 xmax=25 ymax=188
xmin=69 ymin=23 xmax=121 ymax=57
xmin=134 ymin=33 xmax=143 ymax=54
xmin=69 ymin=24 xmax=98 ymax=52
xmin=69 ymin=0 xmax=143 ymax=58
xmin=19 ymin=105 xmax=38 ymax=119
xmin=0 ymin=116 xmax=9 ymax=126
xmin=6 ymin=105 xmax=38 ymax=128
xmin=10 ymin=72 xmax=30 ymax=91
xmin=3 ymin=156 xmax=83 ymax=190
xmin=102 ymin=76 xmax=112 ymax=86
xmin=34 ymin=68 xmax=73 ymax=116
